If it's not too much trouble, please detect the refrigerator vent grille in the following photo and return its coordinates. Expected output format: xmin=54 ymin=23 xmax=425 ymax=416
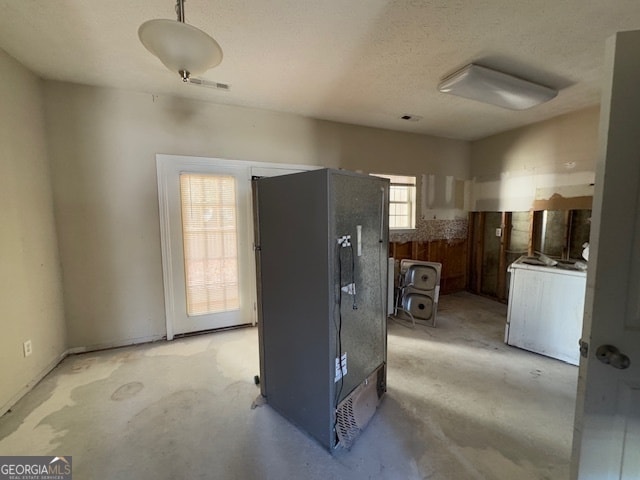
xmin=336 ymin=397 xmax=360 ymax=448
xmin=335 ymin=366 xmax=383 ymax=449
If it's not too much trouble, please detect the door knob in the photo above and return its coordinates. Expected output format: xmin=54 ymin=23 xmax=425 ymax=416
xmin=595 ymin=345 xmax=631 ymax=370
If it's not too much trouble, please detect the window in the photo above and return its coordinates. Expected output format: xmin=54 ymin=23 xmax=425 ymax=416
xmin=180 ymin=173 xmax=240 ymax=316
xmin=372 ymin=174 xmax=416 ymax=229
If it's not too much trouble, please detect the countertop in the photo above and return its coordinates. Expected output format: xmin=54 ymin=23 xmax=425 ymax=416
xmin=508 ymin=255 xmax=587 ymax=277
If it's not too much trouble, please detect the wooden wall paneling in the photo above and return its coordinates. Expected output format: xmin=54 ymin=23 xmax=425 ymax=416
xmin=467 ymin=212 xmax=475 ymax=290
xmin=410 ymin=241 xmax=419 ymax=260
xmin=474 ymin=212 xmax=486 ymax=293
xmin=411 ymin=242 xmax=431 ymax=262
xmin=443 ymin=238 xmax=467 ymax=294
xmin=497 ymin=212 xmax=512 ymax=302
xmin=388 ymin=237 xmax=468 ymax=295
xmin=426 ymin=240 xmax=439 ymax=262
xmin=431 ymin=240 xmax=445 ymax=291
xmin=390 ymin=242 xmax=412 ymax=259
xmin=460 ymin=238 xmax=468 ymax=291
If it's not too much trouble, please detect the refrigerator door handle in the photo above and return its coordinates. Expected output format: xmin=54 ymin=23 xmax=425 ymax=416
xmin=380 ymin=187 xmax=385 ymax=242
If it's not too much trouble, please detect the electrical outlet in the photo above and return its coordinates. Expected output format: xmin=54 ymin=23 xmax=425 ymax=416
xmin=495 ymin=228 xmax=502 ymax=237
xmin=23 ymin=340 xmax=32 ymax=357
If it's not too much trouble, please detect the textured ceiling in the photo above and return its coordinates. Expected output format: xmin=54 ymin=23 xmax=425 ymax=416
xmin=1 ymin=1 xmax=639 ymax=140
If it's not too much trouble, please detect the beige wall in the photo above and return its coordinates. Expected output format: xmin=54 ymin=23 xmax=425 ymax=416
xmin=334 ymin=122 xmax=469 ymax=179
xmin=470 ymin=107 xmax=599 ymax=211
xmin=0 ymin=46 xmax=601 ymax=412
xmin=43 ymin=81 xmax=469 ymax=349
xmin=0 ymin=47 xmax=597 ymax=412
xmin=0 ymin=51 xmax=66 ymax=413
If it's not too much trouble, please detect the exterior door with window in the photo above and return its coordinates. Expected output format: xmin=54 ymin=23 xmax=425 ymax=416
xmin=157 ymin=157 xmax=254 ymax=338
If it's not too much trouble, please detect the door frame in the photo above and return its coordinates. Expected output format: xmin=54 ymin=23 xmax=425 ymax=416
xmin=571 ymin=30 xmax=640 ymax=478
xmin=156 ymin=154 xmax=318 ymax=340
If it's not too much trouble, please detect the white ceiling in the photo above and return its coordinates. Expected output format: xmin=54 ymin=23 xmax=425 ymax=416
xmin=1 ymin=1 xmax=640 ymax=141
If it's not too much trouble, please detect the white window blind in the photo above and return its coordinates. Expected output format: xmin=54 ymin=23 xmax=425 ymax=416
xmin=180 ymin=173 xmax=240 ymax=316
xmin=372 ymin=174 xmax=417 ymax=229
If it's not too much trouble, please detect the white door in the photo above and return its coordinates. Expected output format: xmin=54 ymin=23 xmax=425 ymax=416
xmin=157 ymin=156 xmax=254 ymax=338
xmin=572 ymin=30 xmax=640 ymax=479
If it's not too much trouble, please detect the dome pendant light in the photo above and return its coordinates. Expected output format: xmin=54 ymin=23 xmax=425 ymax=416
xmin=138 ymin=0 xmax=223 ymax=82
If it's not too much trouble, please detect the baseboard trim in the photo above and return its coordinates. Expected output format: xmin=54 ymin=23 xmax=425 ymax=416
xmin=0 ymin=350 xmax=68 ymax=418
xmin=0 ymin=334 xmax=166 ymax=418
xmin=67 ymin=334 xmax=165 ymax=355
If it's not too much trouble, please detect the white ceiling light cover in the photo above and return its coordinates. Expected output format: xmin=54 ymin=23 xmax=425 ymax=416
xmin=138 ymin=18 xmax=222 ymax=78
xmin=438 ymin=64 xmax=557 ymax=110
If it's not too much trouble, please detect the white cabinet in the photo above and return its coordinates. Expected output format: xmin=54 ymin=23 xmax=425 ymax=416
xmin=505 ymin=258 xmax=586 ymax=365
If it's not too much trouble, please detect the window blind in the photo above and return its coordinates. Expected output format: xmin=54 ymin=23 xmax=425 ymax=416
xmin=180 ymin=173 xmax=240 ymax=316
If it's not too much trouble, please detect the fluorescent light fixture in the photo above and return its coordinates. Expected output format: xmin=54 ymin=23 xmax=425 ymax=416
xmin=438 ymin=64 xmax=557 ymax=110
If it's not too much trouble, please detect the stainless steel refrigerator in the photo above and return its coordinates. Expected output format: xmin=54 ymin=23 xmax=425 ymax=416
xmin=254 ymin=168 xmax=389 ymax=451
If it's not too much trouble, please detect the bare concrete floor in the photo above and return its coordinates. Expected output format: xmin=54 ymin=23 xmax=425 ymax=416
xmin=0 ymin=292 xmax=577 ymax=479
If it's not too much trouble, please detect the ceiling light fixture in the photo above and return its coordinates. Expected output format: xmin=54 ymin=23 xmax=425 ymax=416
xmin=138 ymin=0 xmax=223 ymax=82
xmin=437 ymin=64 xmax=557 ymax=110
